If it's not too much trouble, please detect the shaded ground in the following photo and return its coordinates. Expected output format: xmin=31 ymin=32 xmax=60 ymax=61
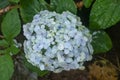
xmin=39 ymin=70 xmax=88 ymax=80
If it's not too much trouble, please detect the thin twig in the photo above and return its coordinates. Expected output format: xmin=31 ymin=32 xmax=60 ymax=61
xmin=0 ymin=5 xmax=20 ymax=15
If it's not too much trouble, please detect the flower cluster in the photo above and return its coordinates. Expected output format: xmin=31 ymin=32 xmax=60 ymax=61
xmin=23 ymin=10 xmax=93 ymax=73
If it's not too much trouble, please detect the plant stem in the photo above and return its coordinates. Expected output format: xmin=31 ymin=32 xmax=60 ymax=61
xmin=0 ymin=5 xmax=20 ymax=15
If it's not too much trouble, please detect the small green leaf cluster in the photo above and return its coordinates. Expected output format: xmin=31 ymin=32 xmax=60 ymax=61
xmin=83 ymin=0 xmax=120 ymax=53
xmin=0 ymin=8 xmax=21 ymax=80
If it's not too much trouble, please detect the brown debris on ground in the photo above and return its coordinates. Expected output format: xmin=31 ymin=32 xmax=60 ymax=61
xmin=88 ymin=59 xmax=118 ymax=80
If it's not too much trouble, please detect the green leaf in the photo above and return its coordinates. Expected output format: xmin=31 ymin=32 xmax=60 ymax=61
xmin=83 ymin=0 xmax=93 ymax=8
xmin=0 ymin=43 xmax=20 ymax=55
xmin=38 ymin=0 xmax=48 ymax=9
xmin=24 ymin=58 xmax=49 ymax=77
xmin=0 ymin=54 xmax=14 ymax=80
xmin=90 ymin=0 xmax=120 ymax=29
xmin=8 ymin=44 xmax=20 ymax=55
xmin=0 ymin=0 xmax=9 ymax=9
xmin=91 ymin=31 xmax=112 ymax=53
xmin=20 ymin=0 xmax=48 ymax=23
xmin=1 ymin=9 xmax=21 ymax=40
xmin=0 ymin=50 xmax=5 ymax=54
xmin=50 ymin=0 xmax=77 ymax=14
xmin=9 ymin=0 xmax=20 ymax=3
xmin=0 ymin=39 xmax=9 ymax=47
xmin=50 ymin=0 xmax=59 ymax=10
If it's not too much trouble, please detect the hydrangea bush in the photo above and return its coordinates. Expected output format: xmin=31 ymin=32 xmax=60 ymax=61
xmin=0 ymin=0 xmax=117 ymax=79
xmin=23 ymin=10 xmax=93 ymax=73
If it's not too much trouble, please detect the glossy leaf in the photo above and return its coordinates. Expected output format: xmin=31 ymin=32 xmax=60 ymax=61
xmin=1 ymin=9 xmax=21 ymax=40
xmin=20 ymin=0 xmax=48 ymax=23
xmin=92 ymin=31 xmax=112 ymax=53
xmin=0 ymin=54 xmax=14 ymax=80
xmin=90 ymin=0 xmax=120 ymax=29
xmin=83 ymin=0 xmax=93 ymax=8
xmin=50 ymin=0 xmax=77 ymax=14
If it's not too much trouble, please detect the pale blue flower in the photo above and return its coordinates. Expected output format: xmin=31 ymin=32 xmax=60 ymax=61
xmin=58 ymin=43 xmax=64 ymax=50
xmin=64 ymin=34 xmax=70 ymax=41
xmin=64 ymin=49 xmax=70 ymax=54
xmin=64 ymin=42 xmax=73 ymax=51
xmin=57 ymin=52 xmax=64 ymax=62
xmin=23 ymin=10 xmax=93 ymax=73
xmin=65 ymin=57 xmax=73 ymax=63
xmin=39 ymin=63 xmax=45 ymax=70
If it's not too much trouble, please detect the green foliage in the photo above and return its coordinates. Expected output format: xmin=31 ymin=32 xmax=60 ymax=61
xmin=0 ymin=9 xmax=20 ymax=55
xmin=50 ymin=0 xmax=58 ymax=9
xmin=20 ymin=0 xmax=48 ymax=23
xmin=0 ymin=54 xmax=14 ymax=80
xmin=50 ymin=0 xmax=77 ymax=14
xmin=38 ymin=0 xmax=48 ymax=9
xmin=83 ymin=0 xmax=93 ymax=8
xmin=88 ymin=0 xmax=120 ymax=53
xmin=91 ymin=31 xmax=112 ymax=53
xmin=0 ymin=0 xmax=9 ymax=9
xmin=90 ymin=0 xmax=120 ymax=29
xmin=1 ymin=9 xmax=21 ymax=40
xmin=0 ymin=39 xmax=20 ymax=55
xmin=24 ymin=57 xmax=49 ymax=77
xmin=0 ymin=39 xmax=9 ymax=47
xmin=9 ymin=0 xmax=20 ymax=3
xmin=0 ymin=0 xmax=120 ymax=79
xmin=7 ymin=44 xmax=20 ymax=55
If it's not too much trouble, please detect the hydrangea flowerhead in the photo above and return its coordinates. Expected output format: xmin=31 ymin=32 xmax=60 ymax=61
xmin=23 ymin=10 xmax=93 ymax=73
